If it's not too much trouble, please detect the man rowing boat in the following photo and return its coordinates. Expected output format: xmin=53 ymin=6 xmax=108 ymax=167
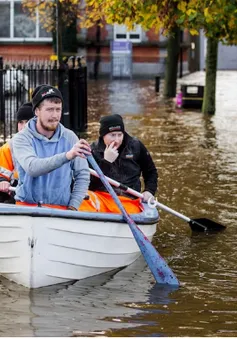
xmin=12 ymin=85 xmax=91 ymax=210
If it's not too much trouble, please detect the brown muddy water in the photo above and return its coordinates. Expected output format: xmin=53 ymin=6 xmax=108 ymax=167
xmin=1 ymin=72 xmax=237 ymax=337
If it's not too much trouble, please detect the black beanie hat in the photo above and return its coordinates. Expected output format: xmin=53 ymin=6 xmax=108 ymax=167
xmin=17 ymin=102 xmax=34 ymax=122
xmin=99 ymin=114 xmax=125 ymax=137
xmin=31 ymin=84 xmax=48 ymax=100
xmin=32 ymin=85 xmax=63 ymax=112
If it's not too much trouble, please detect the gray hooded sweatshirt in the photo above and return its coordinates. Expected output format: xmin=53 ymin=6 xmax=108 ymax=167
xmin=12 ymin=117 xmax=90 ymax=209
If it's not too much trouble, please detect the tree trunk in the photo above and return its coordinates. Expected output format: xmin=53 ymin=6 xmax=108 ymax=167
xmin=202 ymin=37 xmax=218 ymax=114
xmin=179 ymin=30 xmax=183 ymax=78
xmin=164 ymin=25 xmax=180 ymax=98
xmin=57 ymin=1 xmax=63 ymax=63
xmin=52 ymin=0 xmax=63 ymax=63
xmin=62 ymin=18 xmax=78 ymax=54
xmin=94 ymin=21 xmax=101 ymax=80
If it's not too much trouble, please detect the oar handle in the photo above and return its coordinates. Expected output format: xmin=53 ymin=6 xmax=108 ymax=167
xmin=89 ymin=168 xmax=143 ymax=199
xmin=151 ymin=200 xmax=191 ymax=223
xmin=89 ymin=168 xmax=225 ymax=232
xmin=90 ymin=168 xmax=190 ymax=222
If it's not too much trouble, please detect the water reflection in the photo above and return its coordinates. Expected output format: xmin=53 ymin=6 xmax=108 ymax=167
xmin=0 ymin=257 xmax=179 ymax=337
xmin=103 ymin=284 xmax=179 ymax=337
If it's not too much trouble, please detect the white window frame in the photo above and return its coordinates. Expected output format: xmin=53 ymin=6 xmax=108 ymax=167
xmin=0 ymin=0 xmax=52 ymax=42
xmin=114 ymin=24 xmax=142 ymax=43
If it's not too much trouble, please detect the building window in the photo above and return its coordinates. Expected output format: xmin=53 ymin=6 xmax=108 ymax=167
xmin=0 ymin=0 xmax=52 ymax=41
xmin=0 ymin=2 xmax=10 ymax=38
xmin=114 ymin=24 xmax=142 ymax=43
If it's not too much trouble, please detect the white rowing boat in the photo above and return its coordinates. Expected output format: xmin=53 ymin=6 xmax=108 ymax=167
xmin=0 ymin=203 xmax=159 ymax=288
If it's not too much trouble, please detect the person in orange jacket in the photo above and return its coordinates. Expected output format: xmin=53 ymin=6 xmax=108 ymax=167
xmin=0 ymin=102 xmax=33 ymax=203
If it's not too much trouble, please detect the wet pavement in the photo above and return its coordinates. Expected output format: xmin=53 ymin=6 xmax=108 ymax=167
xmin=0 ymin=71 xmax=237 ymax=336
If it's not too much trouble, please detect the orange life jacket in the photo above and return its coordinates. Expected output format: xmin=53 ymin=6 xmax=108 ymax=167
xmin=79 ymin=191 xmax=142 ymax=214
xmin=0 ymin=141 xmax=18 ymax=182
xmin=17 ymin=191 xmax=142 ymax=214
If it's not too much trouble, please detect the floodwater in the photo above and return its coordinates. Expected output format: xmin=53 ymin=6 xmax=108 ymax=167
xmin=1 ymin=71 xmax=237 ymax=336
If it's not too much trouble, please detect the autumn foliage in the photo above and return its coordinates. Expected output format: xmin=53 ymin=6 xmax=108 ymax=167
xmin=22 ymin=0 xmax=79 ymax=32
xmin=21 ymin=0 xmax=237 ymax=44
xmin=81 ymin=0 xmax=237 ymax=43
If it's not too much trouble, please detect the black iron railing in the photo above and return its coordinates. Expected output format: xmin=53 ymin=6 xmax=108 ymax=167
xmin=0 ymin=56 xmax=87 ymax=143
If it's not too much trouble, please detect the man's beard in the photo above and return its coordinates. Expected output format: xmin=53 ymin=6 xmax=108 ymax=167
xmin=40 ymin=118 xmax=59 ymax=131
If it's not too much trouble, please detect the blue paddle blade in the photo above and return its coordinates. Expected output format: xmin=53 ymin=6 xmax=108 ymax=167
xmin=125 ymin=213 xmax=180 ymax=285
xmin=87 ymin=155 xmax=180 ymax=286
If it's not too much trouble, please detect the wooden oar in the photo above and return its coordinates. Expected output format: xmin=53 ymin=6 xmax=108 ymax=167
xmin=89 ymin=168 xmax=226 ymax=233
xmin=87 ymin=156 xmax=180 ymax=286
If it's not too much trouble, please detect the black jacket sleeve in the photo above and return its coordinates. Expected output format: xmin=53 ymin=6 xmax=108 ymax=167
xmin=139 ymin=141 xmax=158 ymax=195
xmin=91 ymin=152 xmax=112 ymax=174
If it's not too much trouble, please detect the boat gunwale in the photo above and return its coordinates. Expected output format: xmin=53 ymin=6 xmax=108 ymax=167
xmin=0 ymin=203 xmax=159 ymax=225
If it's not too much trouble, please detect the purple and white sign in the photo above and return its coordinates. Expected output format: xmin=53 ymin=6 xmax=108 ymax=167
xmin=110 ymin=40 xmax=132 ymax=78
xmin=111 ymin=41 xmax=132 ymax=54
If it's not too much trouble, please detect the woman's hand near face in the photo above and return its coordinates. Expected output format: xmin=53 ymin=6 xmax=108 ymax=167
xmin=104 ymin=141 xmax=119 ymax=163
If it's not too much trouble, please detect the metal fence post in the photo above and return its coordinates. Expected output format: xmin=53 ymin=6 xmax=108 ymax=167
xmin=58 ymin=59 xmax=70 ymax=129
xmin=68 ymin=56 xmax=87 ymax=134
xmin=155 ymin=76 xmax=160 ymax=92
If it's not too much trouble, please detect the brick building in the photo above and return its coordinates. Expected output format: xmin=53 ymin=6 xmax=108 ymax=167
xmin=0 ymin=0 xmax=53 ymax=61
xmin=0 ymin=0 xmax=190 ymax=77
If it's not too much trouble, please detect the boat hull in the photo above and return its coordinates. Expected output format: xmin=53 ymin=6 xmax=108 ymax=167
xmin=0 ymin=204 xmax=159 ymax=288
